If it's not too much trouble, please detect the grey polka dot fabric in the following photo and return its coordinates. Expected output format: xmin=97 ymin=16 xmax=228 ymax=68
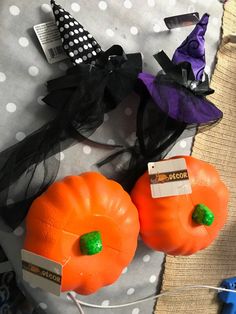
xmin=0 ymin=1 xmax=223 ymax=313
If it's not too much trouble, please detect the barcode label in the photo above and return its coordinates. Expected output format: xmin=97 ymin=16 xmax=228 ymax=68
xmin=48 ymin=46 xmax=65 ymax=59
xmin=34 ymin=21 xmax=68 ymax=64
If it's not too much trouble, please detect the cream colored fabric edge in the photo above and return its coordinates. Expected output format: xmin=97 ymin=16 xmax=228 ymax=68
xmin=155 ymin=1 xmax=236 ymax=313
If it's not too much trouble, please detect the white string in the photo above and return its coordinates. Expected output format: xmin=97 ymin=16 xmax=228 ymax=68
xmin=67 ymin=292 xmax=85 ymax=314
xmin=67 ymin=284 xmax=235 ymax=312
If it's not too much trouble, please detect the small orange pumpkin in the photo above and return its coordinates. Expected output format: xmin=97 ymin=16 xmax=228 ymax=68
xmin=24 ymin=172 xmax=139 ymax=295
xmin=131 ymin=156 xmax=229 ymax=256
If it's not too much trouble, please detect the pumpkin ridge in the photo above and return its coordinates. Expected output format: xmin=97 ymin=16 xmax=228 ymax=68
xmin=26 ymin=209 xmax=65 ymax=231
xmin=64 ymin=175 xmax=93 ymax=218
xmin=33 ymin=180 xmax=83 ymax=229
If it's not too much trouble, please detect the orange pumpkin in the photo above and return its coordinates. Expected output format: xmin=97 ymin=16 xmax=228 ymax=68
xmin=131 ymin=156 xmax=228 ymax=256
xmin=24 ymin=172 xmax=140 ymax=294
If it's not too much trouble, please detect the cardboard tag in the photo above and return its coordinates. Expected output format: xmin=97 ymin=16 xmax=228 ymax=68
xmin=21 ymin=249 xmax=62 ymax=296
xmin=164 ymin=12 xmax=199 ymax=29
xmin=148 ymin=158 xmax=192 ymax=198
xmin=34 ymin=21 xmax=67 ymax=64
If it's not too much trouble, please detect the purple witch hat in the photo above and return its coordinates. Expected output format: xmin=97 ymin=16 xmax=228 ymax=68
xmin=97 ymin=14 xmax=223 ymax=191
xmin=172 ymin=13 xmax=209 ymax=81
xmin=138 ymin=13 xmax=222 ymax=125
xmin=51 ymin=0 xmax=102 ymax=64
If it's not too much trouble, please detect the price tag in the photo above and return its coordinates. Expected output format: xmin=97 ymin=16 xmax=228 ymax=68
xmin=148 ymin=158 xmax=192 ymax=198
xmin=164 ymin=12 xmax=199 ymax=29
xmin=22 ymin=249 xmax=62 ymax=296
xmin=34 ymin=21 xmax=68 ymax=64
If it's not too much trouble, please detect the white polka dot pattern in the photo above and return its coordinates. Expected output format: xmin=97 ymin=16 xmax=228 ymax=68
xmin=51 ymin=0 xmax=102 ymax=64
xmin=83 ymin=145 xmax=91 ymax=154
xmin=0 ymin=72 xmax=6 ymax=82
xmin=132 ymin=308 xmax=140 ymax=314
xmin=143 ymin=254 xmax=151 ymax=262
xmin=124 ymin=0 xmax=133 ymax=8
xmin=18 ymin=37 xmax=29 ymax=47
xmin=149 ymin=274 xmax=157 ymax=283
xmin=98 ymin=1 xmax=108 ymax=10
xmin=106 ymin=29 xmax=114 ymax=37
xmin=71 ymin=3 xmax=80 ymax=12
xmin=6 ymin=103 xmax=16 ymax=113
xmin=9 ymin=5 xmax=20 ymax=16
xmin=127 ymin=287 xmax=135 ymax=295
xmin=28 ymin=66 xmax=39 ymax=77
xmin=55 ymin=152 xmax=65 ymax=161
xmin=39 ymin=303 xmax=48 ymax=310
xmin=13 ymin=226 xmax=24 ymax=236
xmin=130 ymin=26 xmax=138 ymax=35
xmin=41 ymin=4 xmax=52 ymax=13
xmin=180 ymin=140 xmax=187 ymax=148
xmin=101 ymin=300 xmax=110 ymax=306
xmin=107 ymin=139 xmax=115 ymax=145
xmin=16 ymin=132 xmax=26 ymax=142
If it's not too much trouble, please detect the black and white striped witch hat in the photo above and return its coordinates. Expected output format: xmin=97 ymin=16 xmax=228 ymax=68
xmin=51 ymin=0 xmax=102 ymax=64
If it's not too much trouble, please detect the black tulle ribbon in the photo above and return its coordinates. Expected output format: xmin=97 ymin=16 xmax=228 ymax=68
xmin=98 ymin=50 xmax=216 ymax=190
xmin=97 ymin=79 xmax=186 ymax=191
xmin=98 ymin=52 xmax=220 ymax=191
xmin=0 ymin=45 xmax=142 ymax=229
xmin=154 ymin=50 xmax=214 ymax=96
xmin=44 ymin=45 xmax=142 ymax=116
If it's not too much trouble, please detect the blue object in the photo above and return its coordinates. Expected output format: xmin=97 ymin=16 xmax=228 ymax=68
xmin=218 ymin=277 xmax=236 ymax=314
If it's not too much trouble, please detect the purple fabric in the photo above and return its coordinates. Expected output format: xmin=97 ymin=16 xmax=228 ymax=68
xmin=172 ymin=13 xmax=209 ymax=80
xmin=138 ymin=72 xmax=222 ymax=124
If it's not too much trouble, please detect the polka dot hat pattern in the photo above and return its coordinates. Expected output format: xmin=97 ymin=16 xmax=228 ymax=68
xmin=51 ymin=0 xmax=102 ymax=65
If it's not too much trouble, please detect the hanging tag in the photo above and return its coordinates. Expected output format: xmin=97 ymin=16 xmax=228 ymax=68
xmin=21 ymin=249 xmax=62 ymax=296
xmin=148 ymin=158 xmax=192 ymax=198
xmin=34 ymin=21 xmax=68 ymax=64
xmin=164 ymin=12 xmax=199 ymax=29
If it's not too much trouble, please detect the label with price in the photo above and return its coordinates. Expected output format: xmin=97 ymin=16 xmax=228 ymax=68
xmin=148 ymin=158 xmax=192 ymax=198
xmin=34 ymin=21 xmax=68 ymax=64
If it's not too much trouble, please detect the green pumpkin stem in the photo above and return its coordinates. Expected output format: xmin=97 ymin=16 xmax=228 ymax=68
xmin=192 ymin=204 xmax=214 ymax=226
xmin=80 ymin=231 xmax=103 ymax=255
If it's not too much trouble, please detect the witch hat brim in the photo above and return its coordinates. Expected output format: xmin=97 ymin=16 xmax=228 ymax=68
xmin=138 ymin=72 xmax=222 ymax=125
xmin=138 ymin=13 xmax=222 ymax=125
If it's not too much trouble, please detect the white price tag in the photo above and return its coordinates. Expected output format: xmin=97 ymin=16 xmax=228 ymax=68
xmin=148 ymin=158 xmax=192 ymax=198
xmin=21 ymin=249 xmax=62 ymax=296
xmin=34 ymin=21 xmax=68 ymax=64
